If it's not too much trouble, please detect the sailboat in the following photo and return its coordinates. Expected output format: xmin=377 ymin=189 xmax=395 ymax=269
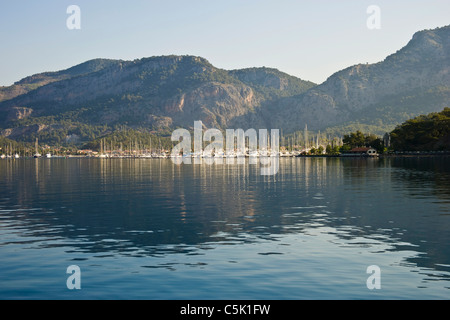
xmin=98 ymin=139 xmax=107 ymax=158
xmin=6 ymin=143 xmax=12 ymax=159
xmin=34 ymin=138 xmax=41 ymax=158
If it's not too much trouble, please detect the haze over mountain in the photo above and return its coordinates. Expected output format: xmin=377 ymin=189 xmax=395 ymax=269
xmin=1 ymin=25 xmax=449 ymax=145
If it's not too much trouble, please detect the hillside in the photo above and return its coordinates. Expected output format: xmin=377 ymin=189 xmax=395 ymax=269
xmin=390 ymin=107 xmax=450 ymax=151
xmin=0 ymin=59 xmax=119 ymax=103
xmin=270 ymin=25 xmax=450 ymax=135
xmin=1 ymin=25 xmax=450 ymax=146
xmin=0 ymin=56 xmax=315 ymax=145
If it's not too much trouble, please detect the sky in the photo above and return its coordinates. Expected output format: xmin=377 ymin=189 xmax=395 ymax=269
xmin=1 ymin=0 xmax=450 ymax=86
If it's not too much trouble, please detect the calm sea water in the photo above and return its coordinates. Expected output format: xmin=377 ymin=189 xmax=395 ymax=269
xmin=0 ymin=157 xmax=449 ymax=300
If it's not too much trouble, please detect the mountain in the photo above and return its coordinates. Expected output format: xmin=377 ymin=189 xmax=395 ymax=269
xmin=0 ymin=59 xmax=118 ymax=103
xmin=1 ymin=25 xmax=449 ymax=145
xmin=0 ymin=55 xmax=315 ymax=144
xmin=267 ymin=25 xmax=450 ymax=135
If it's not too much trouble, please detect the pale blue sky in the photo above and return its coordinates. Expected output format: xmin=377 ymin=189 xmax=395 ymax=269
xmin=1 ymin=0 xmax=450 ymax=86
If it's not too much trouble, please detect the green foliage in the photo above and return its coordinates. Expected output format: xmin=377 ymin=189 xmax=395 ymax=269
xmin=308 ymin=146 xmax=325 ymax=155
xmin=326 ymin=145 xmax=341 ymax=155
xmin=343 ymin=131 xmax=366 ymax=148
xmin=342 ymin=130 xmax=385 ymax=153
xmin=81 ymin=128 xmax=172 ymax=152
xmin=390 ymin=107 xmax=450 ymax=151
xmin=0 ymin=136 xmax=33 ymax=156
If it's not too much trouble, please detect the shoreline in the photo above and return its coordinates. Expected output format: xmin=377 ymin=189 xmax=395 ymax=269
xmin=2 ymin=153 xmax=450 ymax=160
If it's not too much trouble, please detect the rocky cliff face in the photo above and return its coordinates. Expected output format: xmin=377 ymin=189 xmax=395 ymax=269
xmin=162 ymin=82 xmax=258 ymax=129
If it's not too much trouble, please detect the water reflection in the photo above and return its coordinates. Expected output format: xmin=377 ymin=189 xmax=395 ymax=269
xmin=1 ymin=159 xmax=283 ymax=256
xmin=0 ymin=157 xmax=450 ymax=297
xmin=337 ymin=157 xmax=450 ymax=281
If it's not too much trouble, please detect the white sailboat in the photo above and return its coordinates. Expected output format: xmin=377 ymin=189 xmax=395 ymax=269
xmin=214 ymin=150 xmax=225 ymax=158
xmin=6 ymin=143 xmax=13 ymax=159
xmin=34 ymin=138 xmax=41 ymax=158
xmin=98 ymin=139 xmax=107 ymax=158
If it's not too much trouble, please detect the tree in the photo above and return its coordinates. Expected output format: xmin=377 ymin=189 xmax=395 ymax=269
xmin=390 ymin=107 xmax=450 ymax=151
xmin=343 ymin=131 xmax=366 ymax=148
xmin=342 ymin=130 xmax=385 ymax=153
xmin=326 ymin=145 xmax=341 ymax=155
